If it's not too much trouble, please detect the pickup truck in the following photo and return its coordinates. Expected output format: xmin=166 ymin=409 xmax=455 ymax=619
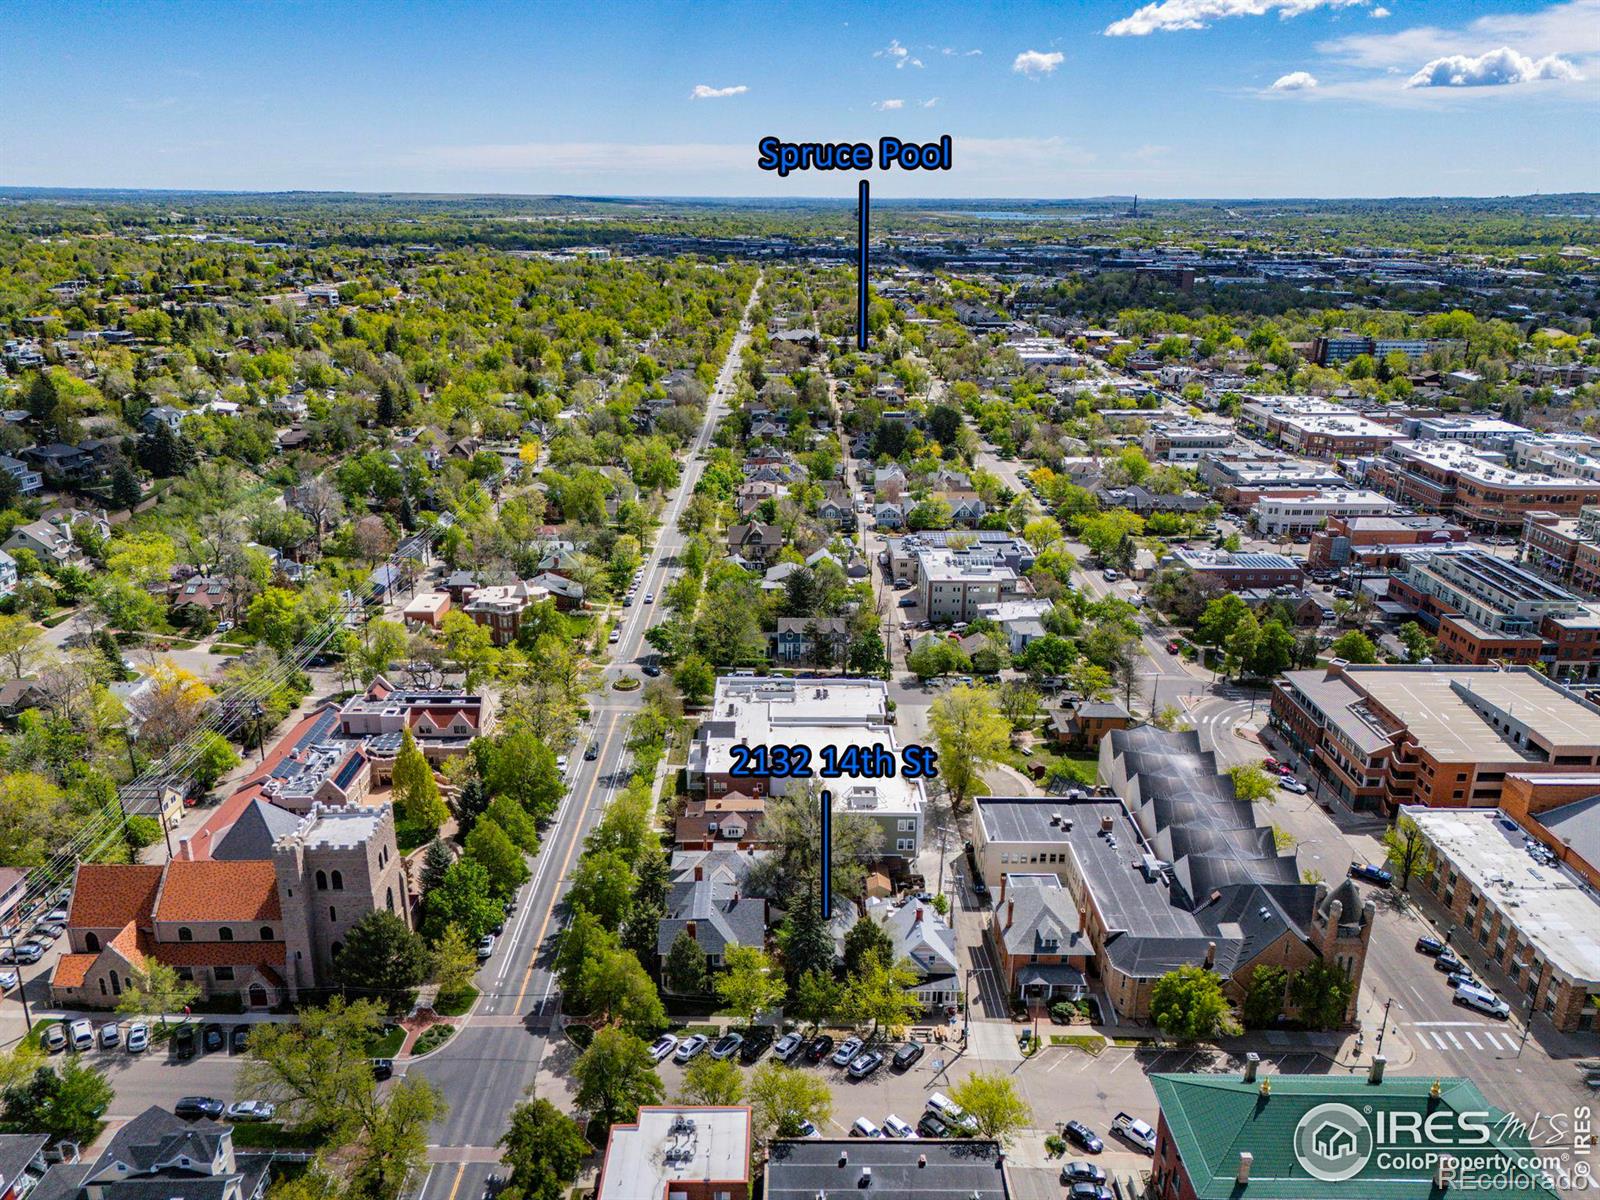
xmin=1113 ymin=1112 xmax=1157 ymax=1154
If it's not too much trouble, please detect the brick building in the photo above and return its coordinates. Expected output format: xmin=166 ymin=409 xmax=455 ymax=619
xmin=1306 ymin=513 xmax=1467 ymax=571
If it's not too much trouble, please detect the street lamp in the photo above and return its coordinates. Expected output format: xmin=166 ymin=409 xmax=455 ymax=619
xmin=1374 ymin=996 xmax=1397 ymax=1058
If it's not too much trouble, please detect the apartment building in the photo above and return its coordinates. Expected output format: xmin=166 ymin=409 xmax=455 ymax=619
xmin=915 ymin=546 xmax=1026 ymax=624
xmin=1250 ymin=488 xmax=1396 ymax=535
xmin=462 ymin=579 xmax=552 ymax=645
xmin=882 ymin=530 xmax=1036 ymax=585
xmin=1511 ymin=432 xmax=1600 ymax=483
xmin=1311 ymin=334 xmax=1462 ymax=365
xmin=1237 ymin=396 xmax=1403 ymax=460
xmin=972 ymin=728 xmax=1372 ymax=1023
xmin=687 ymin=677 xmax=923 ymax=858
xmin=1270 ymin=663 xmax=1600 ymax=814
xmin=1399 ymin=414 xmax=1530 ymax=449
xmin=1307 ymin=513 xmax=1467 ymax=570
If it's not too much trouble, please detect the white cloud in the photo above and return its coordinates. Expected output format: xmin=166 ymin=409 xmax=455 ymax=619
xmin=941 ymin=46 xmax=984 ymax=56
xmin=874 ymin=98 xmax=905 ymax=110
xmin=1320 ymin=0 xmax=1600 ymax=69
xmin=1012 ymin=49 xmax=1065 ymax=77
xmin=875 ymin=38 xmax=924 ymax=68
xmin=1405 ymin=46 xmax=1583 ymax=87
xmin=921 ymin=97 xmax=940 ymax=107
xmin=1370 ymin=6 xmax=1390 ymax=16
xmin=1270 ymin=69 xmax=1320 ymax=89
xmin=689 ymin=84 xmax=747 ymax=99
xmin=1105 ymin=0 xmax=1367 ymax=37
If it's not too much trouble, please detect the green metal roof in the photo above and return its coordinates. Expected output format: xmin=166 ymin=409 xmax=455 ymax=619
xmin=1150 ymin=1073 xmax=1560 ymax=1199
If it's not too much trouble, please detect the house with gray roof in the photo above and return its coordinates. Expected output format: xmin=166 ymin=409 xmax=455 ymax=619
xmin=861 ymin=895 xmax=959 ymax=1011
xmin=990 ymin=874 xmax=1093 ymax=1003
xmin=30 ymin=1105 xmax=271 ymax=1200
xmin=656 ymin=848 xmax=769 ymax=970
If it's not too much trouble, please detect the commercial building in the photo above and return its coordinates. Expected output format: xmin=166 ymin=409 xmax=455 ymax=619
xmin=1311 ymin=333 xmax=1462 ymax=365
xmin=688 ymin=677 xmax=923 ymax=858
xmin=1407 ymin=805 xmax=1600 ymax=1034
xmin=764 ymin=1139 xmax=1012 ymax=1199
xmin=1511 ymin=433 xmax=1600 ymax=484
xmin=971 ymin=728 xmax=1372 ymax=1022
xmin=1271 ymin=663 xmax=1600 ymax=814
xmin=1250 ymin=489 xmax=1396 ymax=536
xmin=1150 ymin=1070 xmax=1555 ymax=1200
xmin=882 ymin=530 xmax=1035 ymax=585
xmin=1306 ymin=513 xmax=1467 ymax=571
xmin=912 ymin=545 xmax=1028 ymax=623
xmin=1399 ymin=413 xmax=1530 ymax=449
xmin=1203 ymin=458 xmax=1348 ymax=511
xmin=1237 ymin=397 xmax=1403 ymax=460
xmin=595 ymin=1107 xmax=751 ymax=1200
xmin=1368 ymin=440 xmax=1600 ymax=531
xmin=1160 ymin=548 xmax=1304 ymax=590
xmin=1142 ymin=421 xmax=1234 ymax=463
xmin=1521 ymin=506 xmax=1600 ymax=594
xmin=1382 ymin=546 xmax=1600 ymax=677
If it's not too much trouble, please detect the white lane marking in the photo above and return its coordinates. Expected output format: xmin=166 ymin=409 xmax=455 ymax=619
xmin=1465 ymin=1031 xmax=1482 ymax=1049
xmin=1446 ymin=1031 xmax=1463 ymax=1049
xmin=1432 ymin=1032 xmax=1449 ymax=1049
xmin=1484 ymin=1031 xmax=1506 ymax=1049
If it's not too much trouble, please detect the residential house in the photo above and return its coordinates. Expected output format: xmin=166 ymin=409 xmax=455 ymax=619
xmin=990 ymin=874 xmax=1093 ymax=1003
xmin=860 ymin=896 xmax=959 ymax=1011
xmin=1049 ymin=700 xmax=1133 ymax=750
xmin=674 ymin=794 xmax=766 ymax=852
xmin=725 ymin=523 xmax=784 ymax=567
xmin=656 ymin=848 xmax=769 ymax=972
xmin=401 ymin=591 xmax=451 ymax=629
xmin=0 ymin=455 xmax=43 ymax=496
xmin=21 ymin=444 xmax=94 ymax=481
xmin=27 ymin=1105 xmax=274 ymax=1200
xmin=0 ymin=551 xmax=15 ymax=598
xmin=528 ymin=571 xmax=584 ymax=610
xmin=0 ymin=1134 xmax=47 ymax=1200
xmin=872 ymin=501 xmax=905 ymax=529
xmin=463 ymin=580 xmax=552 ymax=645
xmin=772 ymin=616 xmax=851 ymax=665
xmin=172 ymin=576 xmax=234 ymax=617
xmin=139 ymin=405 xmax=187 ymax=434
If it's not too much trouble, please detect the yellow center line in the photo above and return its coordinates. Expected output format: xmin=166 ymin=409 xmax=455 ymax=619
xmin=444 ymin=1162 xmax=465 ymax=1200
xmin=513 ymin=711 xmax=617 ymax=1011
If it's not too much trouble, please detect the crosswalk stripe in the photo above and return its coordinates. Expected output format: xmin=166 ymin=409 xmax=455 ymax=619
xmin=1447 ymin=1032 xmax=1463 ymax=1049
xmin=1466 ymin=1032 xmax=1482 ymax=1049
xmin=1432 ymin=1032 xmax=1449 ymax=1049
xmin=1485 ymin=1031 xmax=1506 ymax=1049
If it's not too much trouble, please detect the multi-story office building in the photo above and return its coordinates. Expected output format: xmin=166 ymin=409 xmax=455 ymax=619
xmin=1250 ymin=489 xmax=1395 ymax=535
xmin=687 ymin=677 xmax=923 ymax=858
xmin=1311 ymin=334 xmax=1463 ymax=366
xmin=1368 ymin=440 xmax=1600 ymax=531
xmin=1237 ymin=396 xmax=1404 ymax=460
xmin=881 ymin=529 xmax=1035 ymax=584
xmin=1160 ymin=548 xmax=1304 ymax=589
xmin=1141 ymin=421 xmax=1234 ymax=463
xmin=1307 ymin=513 xmax=1467 ymax=570
xmin=1270 ymin=663 xmax=1600 ymax=814
xmin=1399 ymin=414 xmax=1529 ymax=449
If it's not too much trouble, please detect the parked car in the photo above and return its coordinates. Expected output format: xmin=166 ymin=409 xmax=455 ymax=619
xmin=99 ymin=1023 xmax=120 ymax=1049
xmin=1063 ymin=1120 xmax=1104 ymax=1154
xmin=1277 ymin=778 xmax=1309 ymax=794
xmin=69 ymin=1020 xmax=95 ymax=1052
xmin=926 ymin=1092 xmax=977 ymax=1135
xmin=173 ymin=1024 xmax=196 ymax=1059
xmin=232 ymin=1026 xmax=251 ymax=1053
xmin=125 ymin=1023 xmax=149 ymax=1054
xmin=881 ymin=1114 xmax=916 ymax=1138
xmin=1166 ymin=640 xmax=1181 ymax=654
xmin=30 ymin=922 xmax=62 ymax=941
xmin=1063 ymin=1161 xmax=1108 ymax=1186
xmin=850 ymin=1117 xmax=883 ymax=1138
xmin=773 ymin=1032 xmax=805 ymax=1062
xmin=1101 ymin=568 xmax=1120 ymax=582
xmin=803 ymin=1034 xmax=835 ymax=1063
xmin=1455 ymin=983 xmax=1512 ymax=1019
xmin=641 ymin=663 xmax=662 ymax=677
xmin=1068 ymin=1185 xmax=1114 ymax=1200
xmin=226 ymin=1101 xmax=276 ymax=1122
xmin=893 ymin=577 xmax=910 ymax=589
xmin=0 ymin=970 xmax=16 ymax=992
xmin=891 ymin=1041 xmax=924 ymax=1071
xmin=607 ymin=627 xmax=621 ymax=644
xmin=11 ymin=942 xmax=43 ymax=965
xmin=796 ymin=1119 xmax=821 ymax=1138
xmin=45 ymin=907 xmax=67 ymax=923
xmin=370 ymin=1059 xmax=394 ymax=1081
xmin=203 ymin=1025 xmax=225 ymax=1054
xmin=709 ymin=1032 xmax=744 ymax=1061
xmin=649 ymin=1034 xmax=679 ymax=1063
xmin=1416 ymin=935 xmax=1446 ymax=957
xmin=476 ymin=934 xmax=496 ymax=961
xmin=739 ymin=1027 xmax=774 ymax=1063
xmin=1434 ymin=950 xmax=1464 ymax=974
xmin=847 ymin=1050 xmax=884 ymax=1079
xmin=916 ymin=1113 xmax=951 ymax=1138
xmin=831 ymin=1036 xmax=864 ymax=1067
xmin=42 ymin=1025 xmax=67 ymax=1054
xmin=673 ymin=1035 xmax=709 ymax=1063
xmin=1446 ymin=969 xmax=1478 ymax=990
xmin=1349 ymin=863 xmax=1394 ymax=888
xmin=174 ymin=1096 xmax=226 ymax=1121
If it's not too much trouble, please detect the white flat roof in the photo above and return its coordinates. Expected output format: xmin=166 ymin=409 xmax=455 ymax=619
xmin=1406 ymin=807 xmax=1600 ymax=985
xmin=598 ymin=1107 xmax=750 ymax=1200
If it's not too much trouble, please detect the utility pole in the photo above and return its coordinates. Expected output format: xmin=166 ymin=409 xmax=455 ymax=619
xmin=3 ymin=928 xmax=34 ymax=1032
xmin=1374 ymin=995 xmax=1395 ymax=1058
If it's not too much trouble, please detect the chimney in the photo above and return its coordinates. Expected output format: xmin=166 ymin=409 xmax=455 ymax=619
xmin=176 ymin=837 xmax=192 ymax=862
xmin=1006 ymin=899 xmax=1015 ymax=929
xmin=685 ymin=921 xmax=697 ymax=942
xmin=999 ymin=875 xmax=1008 ymax=905
xmin=914 ymin=908 xmax=923 ymax=923
xmin=917 ymin=1155 xmax=926 ymax=1168
xmin=1204 ymin=941 xmax=1216 ymax=969
xmin=1237 ymin=1151 xmax=1253 ymax=1186
xmin=694 ymin=865 xmax=703 ymax=881
xmin=1368 ymin=1054 xmax=1387 ymax=1085
xmin=1243 ymin=1052 xmax=1260 ymax=1083
xmin=1100 ymin=815 xmax=1114 ymax=833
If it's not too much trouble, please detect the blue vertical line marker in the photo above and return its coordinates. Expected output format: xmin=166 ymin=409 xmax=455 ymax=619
xmin=820 ymin=788 xmax=833 ymax=917
xmin=856 ymin=180 xmax=870 ymax=350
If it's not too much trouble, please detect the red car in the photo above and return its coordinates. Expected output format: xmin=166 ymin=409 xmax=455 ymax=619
xmin=1261 ymin=757 xmax=1279 ymax=772
xmin=1166 ymin=640 xmax=1181 ymax=654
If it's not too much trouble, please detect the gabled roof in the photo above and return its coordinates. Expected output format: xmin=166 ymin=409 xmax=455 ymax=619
xmin=68 ymin=864 xmax=164 ymax=929
xmin=211 ymin=799 xmax=302 ymax=862
xmin=154 ymin=860 xmax=281 ymax=923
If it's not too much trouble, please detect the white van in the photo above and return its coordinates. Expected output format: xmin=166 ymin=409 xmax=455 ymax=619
xmin=850 ymin=1117 xmax=883 ymax=1138
xmin=68 ymin=1019 xmax=95 ymax=1052
xmin=1454 ymin=983 xmax=1511 ymax=1019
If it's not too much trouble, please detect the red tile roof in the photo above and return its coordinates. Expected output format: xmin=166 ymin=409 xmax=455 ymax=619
xmin=51 ymin=953 xmax=97 ymax=988
xmin=68 ymin=864 xmax=164 ymax=928
xmin=155 ymin=860 xmax=281 ymax=923
xmin=157 ymin=940 xmax=285 ymax=967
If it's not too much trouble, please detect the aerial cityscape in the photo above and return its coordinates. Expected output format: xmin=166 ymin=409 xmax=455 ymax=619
xmin=1 ymin=2 xmax=1598 ymax=1199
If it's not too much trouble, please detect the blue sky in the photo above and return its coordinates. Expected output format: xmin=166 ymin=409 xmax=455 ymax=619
xmin=2 ymin=0 xmax=1596 ymax=198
